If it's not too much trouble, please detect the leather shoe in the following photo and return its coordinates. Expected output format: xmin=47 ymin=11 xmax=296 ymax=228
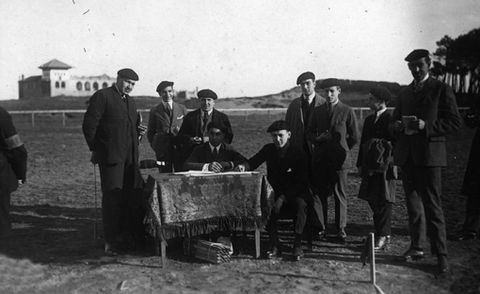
xmin=104 ymin=243 xmax=120 ymax=256
xmin=400 ymin=248 xmax=424 ymax=261
xmin=336 ymin=231 xmax=347 ymax=244
xmin=437 ymin=255 xmax=450 ymax=274
xmin=317 ymin=230 xmax=327 ymax=241
xmin=454 ymin=231 xmax=477 ymax=241
xmin=292 ymin=245 xmax=304 ymax=261
xmin=266 ymin=246 xmax=281 ymax=259
xmin=374 ymin=235 xmax=390 ymax=250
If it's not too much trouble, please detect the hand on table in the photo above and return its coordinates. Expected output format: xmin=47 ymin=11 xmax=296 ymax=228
xmin=208 ymin=161 xmax=224 ymax=173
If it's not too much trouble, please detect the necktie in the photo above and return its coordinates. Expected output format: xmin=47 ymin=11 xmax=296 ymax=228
xmin=212 ymin=147 xmax=218 ymax=159
xmin=203 ymin=111 xmax=209 ymax=131
xmin=166 ymin=103 xmax=172 ymax=119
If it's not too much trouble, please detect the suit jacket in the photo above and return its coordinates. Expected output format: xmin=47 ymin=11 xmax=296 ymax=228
xmin=82 ymin=86 xmax=141 ymax=165
xmin=184 ymin=142 xmax=246 ymax=171
xmin=309 ymin=101 xmax=359 ymax=170
xmin=0 ymin=106 xmax=27 ymax=194
xmin=178 ymin=108 xmax=233 ymax=160
xmin=392 ymin=77 xmax=462 ymax=167
xmin=147 ymin=101 xmax=187 ymax=159
xmin=356 ymin=110 xmax=394 ymax=167
xmin=247 ymin=142 xmax=310 ymax=200
xmin=285 ymin=93 xmax=326 ymax=154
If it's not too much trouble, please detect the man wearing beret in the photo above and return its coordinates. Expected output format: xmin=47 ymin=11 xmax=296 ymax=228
xmin=356 ymin=86 xmax=397 ymax=250
xmin=147 ymin=81 xmax=187 ymax=172
xmin=0 ymin=106 xmax=27 ymax=238
xmin=185 ymin=122 xmax=246 ymax=172
xmin=308 ymin=78 xmax=359 ymax=243
xmin=82 ymin=68 xmax=146 ymax=255
xmin=285 ymin=72 xmax=326 ymax=242
xmin=391 ymin=49 xmax=461 ymax=275
xmin=238 ymin=120 xmax=310 ymax=260
xmin=178 ymin=89 xmax=233 ymax=170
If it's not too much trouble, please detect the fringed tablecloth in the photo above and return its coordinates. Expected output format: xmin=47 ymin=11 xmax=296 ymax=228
xmin=144 ymin=172 xmax=274 ymax=241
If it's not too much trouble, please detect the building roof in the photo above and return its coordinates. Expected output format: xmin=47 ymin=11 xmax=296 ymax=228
xmin=38 ymin=59 xmax=72 ymax=70
xmin=19 ymin=75 xmax=42 ymax=82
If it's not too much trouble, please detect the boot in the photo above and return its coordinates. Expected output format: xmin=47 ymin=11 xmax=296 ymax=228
xmin=266 ymin=231 xmax=281 ymax=259
xmin=293 ymin=234 xmax=304 ymax=261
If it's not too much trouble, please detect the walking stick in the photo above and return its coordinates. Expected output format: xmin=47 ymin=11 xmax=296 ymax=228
xmin=93 ymin=163 xmax=98 ymax=241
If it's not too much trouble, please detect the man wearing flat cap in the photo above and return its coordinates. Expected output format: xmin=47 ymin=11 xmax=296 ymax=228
xmin=147 ymin=81 xmax=187 ymax=172
xmin=237 ymin=120 xmax=310 ymax=261
xmin=83 ymin=68 xmax=146 ymax=255
xmin=308 ymin=78 xmax=359 ymax=243
xmin=391 ymin=49 xmax=461 ymax=275
xmin=285 ymin=71 xmax=326 ymax=242
xmin=356 ymin=86 xmax=397 ymax=250
xmin=178 ymin=89 xmax=233 ymax=170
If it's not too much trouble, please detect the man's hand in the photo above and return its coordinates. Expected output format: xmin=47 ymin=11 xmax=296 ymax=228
xmin=219 ymin=161 xmax=233 ymax=170
xmin=273 ymin=195 xmax=286 ymax=214
xmin=315 ymin=131 xmax=331 ymax=143
xmin=407 ymin=118 xmax=425 ymax=130
xmin=18 ymin=179 xmax=25 ymax=186
xmin=234 ymin=164 xmax=246 ymax=172
xmin=392 ymin=120 xmax=405 ymax=132
xmin=90 ymin=151 xmax=98 ymax=164
xmin=208 ymin=161 xmax=223 ymax=173
xmin=190 ymin=137 xmax=203 ymax=144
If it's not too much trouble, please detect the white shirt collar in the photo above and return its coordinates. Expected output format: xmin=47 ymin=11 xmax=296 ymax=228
xmin=209 ymin=143 xmax=220 ymax=152
xmin=376 ymin=107 xmax=387 ymax=117
xmin=304 ymin=92 xmax=316 ymax=104
xmin=414 ymin=73 xmax=429 ymax=85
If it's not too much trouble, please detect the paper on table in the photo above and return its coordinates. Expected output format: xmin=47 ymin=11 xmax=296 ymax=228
xmin=171 ymin=170 xmax=258 ymax=176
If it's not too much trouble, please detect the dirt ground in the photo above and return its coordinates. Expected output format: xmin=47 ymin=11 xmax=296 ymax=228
xmin=1 ymin=113 xmax=479 ymax=294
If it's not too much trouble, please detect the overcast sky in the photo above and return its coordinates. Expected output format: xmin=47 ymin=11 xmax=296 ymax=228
xmin=0 ymin=0 xmax=479 ymax=100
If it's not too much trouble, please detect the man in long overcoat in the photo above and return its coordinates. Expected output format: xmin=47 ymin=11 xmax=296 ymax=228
xmin=82 ymin=68 xmax=145 ymax=255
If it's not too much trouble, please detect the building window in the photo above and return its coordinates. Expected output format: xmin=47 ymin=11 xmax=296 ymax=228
xmin=93 ymin=82 xmax=99 ymax=90
xmin=85 ymin=82 xmax=91 ymax=91
xmin=61 ymin=81 xmax=66 ymax=88
xmin=102 ymin=82 xmax=108 ymax=89
xmin=55 ymin=81 xmax=60 ymax=88
xmin=76 ymin=82 xmax=82 ymax=91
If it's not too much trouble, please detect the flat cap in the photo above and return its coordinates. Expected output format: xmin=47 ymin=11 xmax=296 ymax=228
xmin=296 ymin=71 xmax=316 ymax=85
xmin=156 ymin=81 xmax=174 ymax=92
xmin=198 ymin=89 xmax=218 ymax=100
xmin=369 ymin=86 xmax=391 ymax=103
xmin=117 ymin=68 xmax=139 ymax=81
xmin=320 ymin=78 xmax=341 ymax=89
xmin=404 ymin=49 xmax=430 ymax=62
xmin=267 ymin=120 xmax=290 ymax=133
xmin=207 ymin=121 xmax=227 ymax=134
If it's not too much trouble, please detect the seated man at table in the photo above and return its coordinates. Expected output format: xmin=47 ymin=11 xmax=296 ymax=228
xmin=184 ymin=122 xmax=246 ymax=172
xmin=237 ymin=120 xmax=310 ymax=260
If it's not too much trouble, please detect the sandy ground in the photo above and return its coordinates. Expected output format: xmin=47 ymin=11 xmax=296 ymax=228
xmin=0 ymin=113 xmax=479 ymax=294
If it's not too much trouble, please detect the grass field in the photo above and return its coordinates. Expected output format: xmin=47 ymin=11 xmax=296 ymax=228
xmin=0 ymin=113 xmax=479 ymax=294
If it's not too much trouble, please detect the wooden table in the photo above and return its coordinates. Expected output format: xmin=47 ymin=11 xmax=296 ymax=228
xmin=142 ymin=171 xmax=273 ymax=266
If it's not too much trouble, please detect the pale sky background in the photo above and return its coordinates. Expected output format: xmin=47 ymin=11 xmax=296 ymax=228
xmin=0 ymin=0 xmax=479 ymax=100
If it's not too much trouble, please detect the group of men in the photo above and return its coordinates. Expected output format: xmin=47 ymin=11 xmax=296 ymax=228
xmin=78 ymin=48 xmax=464 ymax=275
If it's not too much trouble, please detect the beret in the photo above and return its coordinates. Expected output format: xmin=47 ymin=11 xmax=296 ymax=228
xmin=404 ymin=49 xmax=430 ymax=62
xmin=369 ymin=86 xmax=391 ymax=102
xmin=207 ymin=121 xmax=227 ymax=134
xmin=267 ymin=120 xmax=290 ymax=133
xmin=296 ymin=71 xmax=316 ymax=85
xmin=198 ymin=89 xmax=218 ymax=100
xmin=156 ymin=81 xmax=174 ymax=92
xmin=117 ymin=68 xmax=139 ymax=81
xmin=320 ymin=78 xmax=341 ymax=89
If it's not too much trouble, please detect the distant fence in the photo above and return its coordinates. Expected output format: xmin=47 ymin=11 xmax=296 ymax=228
xmin=9 ymin=107 xmax=469 ymax=128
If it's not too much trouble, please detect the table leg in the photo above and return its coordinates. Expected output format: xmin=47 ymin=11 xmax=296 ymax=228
xmin=161 ymin=240 xmax=167 ymax=268
xmin=255 ymin=225 xmax=261 ymax=259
